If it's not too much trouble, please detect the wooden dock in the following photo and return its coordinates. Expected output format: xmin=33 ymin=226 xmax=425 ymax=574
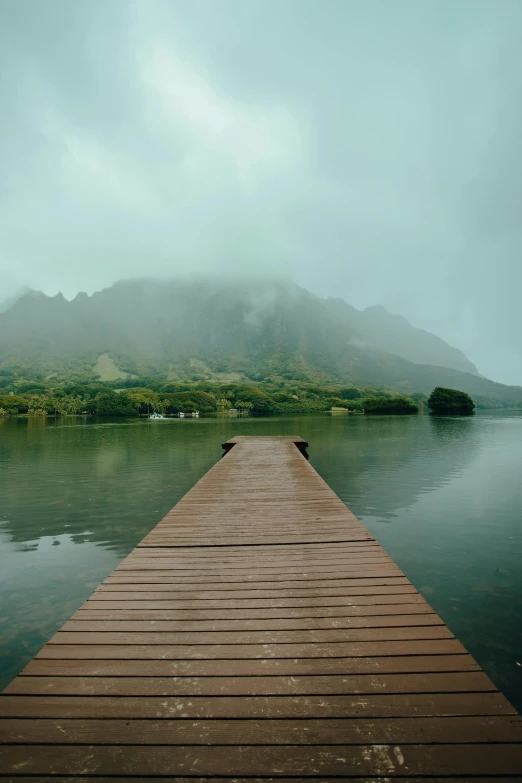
xmin=1 ymin=435 xmax=521 ymax=780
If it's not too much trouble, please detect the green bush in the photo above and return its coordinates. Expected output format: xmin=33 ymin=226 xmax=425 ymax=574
xmin=235 ymin=386 xmax=274 ymax=413
xmin=0 ymin=394 xmax=30 ymax=413
xmin=330 ymin=398 xmax=352 ymax=409
xmin=427 ymin=387 xmax=475 ymax=415
xmin=338 ymin=386 xmax=362 ymax=400
xmin=87 ymin=392 xmax=136 ymax=416
xmin=362 ymin=396 xmax=419 ymax=415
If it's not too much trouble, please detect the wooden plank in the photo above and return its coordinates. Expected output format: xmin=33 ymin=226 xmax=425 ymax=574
xmin=48 ymin=627 xmax=454 ymax=645
xmin=2 ymin=743 xmax=522 ymax=776
xmin=135 ymin=541 xmax=380 ymax=554
xmin=138 ymin=530 xmax=375 ymax=540
xmin=140 ymin=535 xmax=374 ymax=545
xmin=114 ymin=564 xmax=400 ymax=576
xmin=20 ymin=654 xmax=482 ymax=677
xmin=2 ymin=716 xmax=521 ymax=745
xmin=101 ymin=576 xmax=412 ymax=588
xmin=137 ymin=541 xmax=381 ymax=551
xmin=87 ymin=587 xmax=422 ymax=600
xmin=138 ymin=546 xmax=383 ymax=558
xmin=138 ymin=519 xmax=368 ymax=527
xmin=118 ymin=556 xmax=395 ymax=569
xmin=126 ymin=546 xmax=385 ymax=559
xmin=72 ymin=603 xmax=436 ymax=620
xmin=4 ymin=672 xmax=494 ymax=696
xmin=78 ymin=592 xmax=425 ymax=610
xmin=2 ymin=779 xmax=515 ymax=783
xmin=35 ymin=639 xmax=469 ymax=659
xmin=61 ymin=615 xmax=443 ymax=632
xmin=0 ymin=692 xmax=515 ymax=719
xmin=1 ymin=777 xmax=513 ymax=783
xmin=100 ymin=574 xmax=413 ymax=586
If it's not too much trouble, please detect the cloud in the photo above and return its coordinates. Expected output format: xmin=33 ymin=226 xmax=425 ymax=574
xmin=139 ymin=44 xmax=302 ymax=179
xmin=0 ymin=0 xmax=521 ymax=384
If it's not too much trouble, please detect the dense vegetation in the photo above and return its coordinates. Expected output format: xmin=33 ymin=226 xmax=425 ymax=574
xmin=0 ymin=378 xmax=425 ymax=417
xmin=362 ymin=396 xmax=419 ymax=414
xmin=427 ymin=387 xmax=475 ymax=415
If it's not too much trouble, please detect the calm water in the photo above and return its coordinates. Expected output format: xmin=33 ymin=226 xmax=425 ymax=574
xmin=1 ymin=412 xmax=521 ymax=708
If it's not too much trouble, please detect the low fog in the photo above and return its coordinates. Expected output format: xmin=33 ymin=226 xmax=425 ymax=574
xmin=1 ymin=0 xmax=521 ymax=384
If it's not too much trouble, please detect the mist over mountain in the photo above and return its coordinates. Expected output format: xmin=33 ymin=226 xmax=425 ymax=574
xmin=1 ymin=278 xmax=520 ymax=406
xmin=321 ymin=298 xmax=478 ymax=376
xmin=0 ymin=284 xmax=31 ymax=314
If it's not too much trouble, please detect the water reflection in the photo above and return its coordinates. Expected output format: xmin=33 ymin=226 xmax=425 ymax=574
xmin=0 ymin=414 xmax=481 ymax=548
xmin=0 ymin=529 xmax=117 ymax=686
xmin=308 ymin=415 xmax=477 ymax=522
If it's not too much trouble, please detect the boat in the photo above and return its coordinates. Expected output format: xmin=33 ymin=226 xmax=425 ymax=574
xmin=149 ymin=412 xmax=165 ymax=419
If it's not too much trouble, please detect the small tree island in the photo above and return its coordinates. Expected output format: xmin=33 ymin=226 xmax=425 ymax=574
xmin=427 ymin=387 xmax=475 ymax=415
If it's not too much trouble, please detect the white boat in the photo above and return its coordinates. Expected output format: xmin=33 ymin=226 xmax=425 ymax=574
xmin=149 ymin=413 xmax=165 ymax=419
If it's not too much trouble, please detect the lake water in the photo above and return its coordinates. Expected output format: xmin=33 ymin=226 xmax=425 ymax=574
xmin=1 ymin=412 xmax=521 ymax=710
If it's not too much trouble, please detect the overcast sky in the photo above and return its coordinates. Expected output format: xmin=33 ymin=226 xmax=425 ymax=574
xmin=1 ymin=0 xmax=521 ymax=384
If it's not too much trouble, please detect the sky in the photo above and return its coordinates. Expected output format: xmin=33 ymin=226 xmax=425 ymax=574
xmin=1 ymin=0 xmax=521 ymax=385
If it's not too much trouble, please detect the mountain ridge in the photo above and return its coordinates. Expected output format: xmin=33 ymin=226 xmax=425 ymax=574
xmin=0 ymin=278 xmax=520 ymax=405
xmin=321 ymin=296 xmax=478 ymax=375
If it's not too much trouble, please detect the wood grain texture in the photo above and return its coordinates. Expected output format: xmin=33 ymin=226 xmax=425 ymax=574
xmin=1 ymin=777 xmax=516 ymax=783
xmin=3 ymin=716 xmax=522 ymax=745
xmin=0 ymin=692 xmax=515 ymax=719
xmin=1 ymin=435 xmax=520 ymax=780
xmin=2 ymin=744 xmax=522 ymax=776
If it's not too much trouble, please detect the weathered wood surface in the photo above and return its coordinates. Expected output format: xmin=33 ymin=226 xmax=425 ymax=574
xmin=1 ymin=435 xmax=521 ymax=781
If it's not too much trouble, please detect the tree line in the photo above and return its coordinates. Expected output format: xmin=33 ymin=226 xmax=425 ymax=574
xmin=0 ymin=380 xmax=475 ymax=417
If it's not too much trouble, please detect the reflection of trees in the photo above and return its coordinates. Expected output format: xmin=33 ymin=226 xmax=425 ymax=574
xmin=309 ymin=414 xmax=476 ymax=522
xmin=0 ymin=414 xmax=476 ymax=557
xmin=0 ymin=418 xmax=232 ymax=555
